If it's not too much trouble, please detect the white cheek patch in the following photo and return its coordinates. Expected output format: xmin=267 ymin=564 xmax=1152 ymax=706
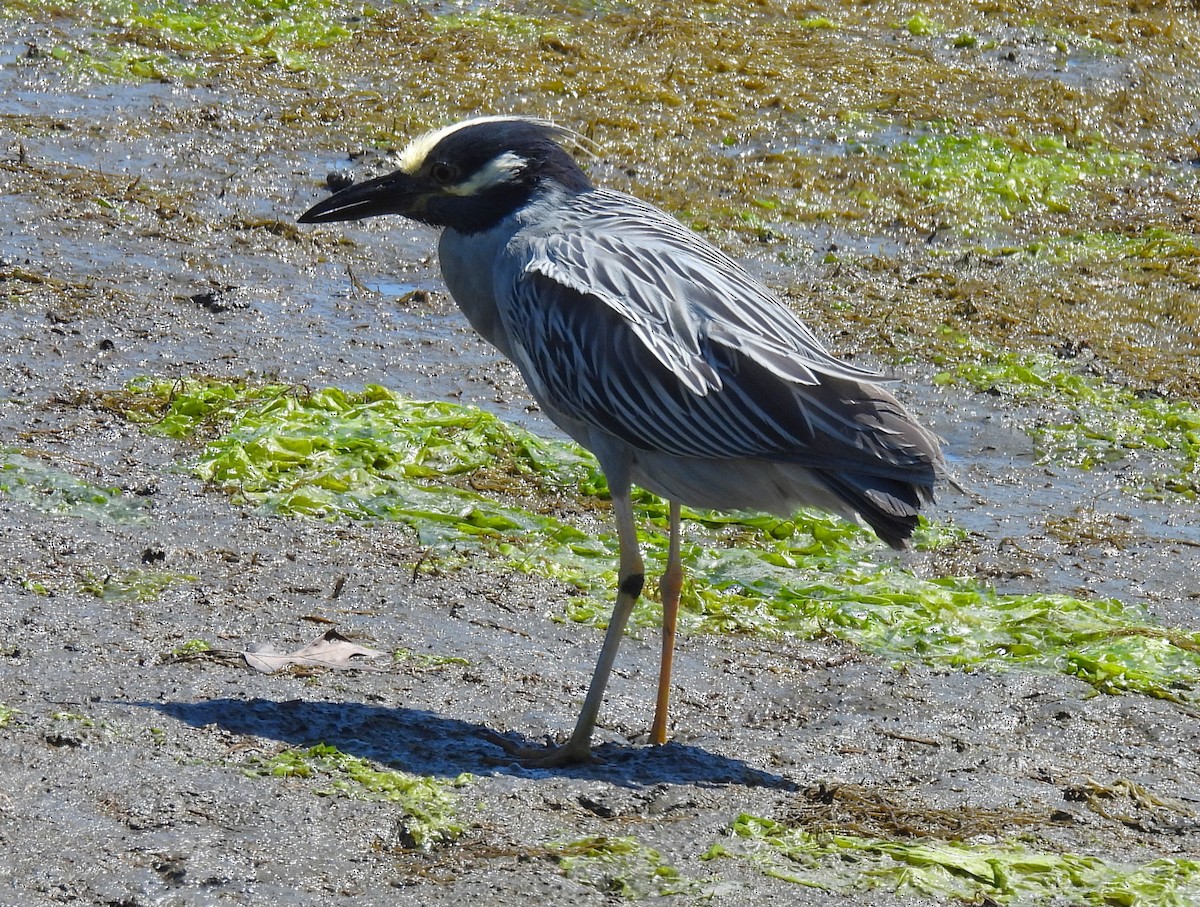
xmin=446 ymin=152 xmax=528 ymax=196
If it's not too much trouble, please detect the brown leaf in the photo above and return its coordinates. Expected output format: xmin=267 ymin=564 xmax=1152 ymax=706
xmin=243 ymin=629 xmax=386 ymax=674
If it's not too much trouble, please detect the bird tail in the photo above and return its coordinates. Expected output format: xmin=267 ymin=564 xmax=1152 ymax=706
xmin=816 ymin=470 xmax=936 ymax=550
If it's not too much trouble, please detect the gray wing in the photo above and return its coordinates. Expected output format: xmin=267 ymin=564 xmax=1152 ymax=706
xmin=497 ymin=190 xmax=936 ymax=476
xmin=519 ymin=189 xmax=884 ymax=395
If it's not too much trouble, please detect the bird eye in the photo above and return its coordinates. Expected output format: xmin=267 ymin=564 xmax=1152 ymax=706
xmin=429 ymin=161 xmax=459 ymax=185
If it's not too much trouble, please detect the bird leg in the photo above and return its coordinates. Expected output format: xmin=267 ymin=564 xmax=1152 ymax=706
xmin=487 ymin=482 xmax=644 ymax=767
xmin=649 ymin=500 xmax=682 ymax=744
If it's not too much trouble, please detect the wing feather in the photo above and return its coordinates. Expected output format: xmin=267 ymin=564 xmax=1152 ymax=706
xmin=498 ymin=268 xmax=935 ymax=479
xmin=519 ymin=189 xmax=882 ymax=395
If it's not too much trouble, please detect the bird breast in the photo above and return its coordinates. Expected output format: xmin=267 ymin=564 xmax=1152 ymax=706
xmin=437 ymin=222 xmax=521 ymax=360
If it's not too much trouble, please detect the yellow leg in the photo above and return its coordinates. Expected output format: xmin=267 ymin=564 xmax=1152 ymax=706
xmin=649 ymin=500 xmax=682 ymax=745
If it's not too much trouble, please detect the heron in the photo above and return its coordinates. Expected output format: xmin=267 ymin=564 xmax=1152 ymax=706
xmin=299 ymin=115 xmax=943 ymax=765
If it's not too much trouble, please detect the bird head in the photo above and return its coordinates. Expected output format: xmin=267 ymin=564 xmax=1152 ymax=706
xmin=298 ymin=115 xmax=593 ymax=234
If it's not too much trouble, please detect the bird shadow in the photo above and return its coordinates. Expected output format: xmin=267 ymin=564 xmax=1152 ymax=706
xmin=136 ymin=696 xmax=796 ymax=791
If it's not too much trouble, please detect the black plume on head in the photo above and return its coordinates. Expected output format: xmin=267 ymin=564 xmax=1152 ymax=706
xmin=429 ymin=117 xmax=593 ymax=194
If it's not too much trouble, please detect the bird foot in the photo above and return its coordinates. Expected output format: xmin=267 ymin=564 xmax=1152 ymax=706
xmin=482 ymin=730 xmax=597 ymax=767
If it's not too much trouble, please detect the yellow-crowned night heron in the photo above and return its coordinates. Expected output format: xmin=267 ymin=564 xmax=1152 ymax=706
xmin=299 ymin=116 xmax=943 ymax=765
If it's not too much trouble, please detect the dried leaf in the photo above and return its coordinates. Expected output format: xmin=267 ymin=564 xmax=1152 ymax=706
xmin=243 ymin=629 xmax=386 ymax=674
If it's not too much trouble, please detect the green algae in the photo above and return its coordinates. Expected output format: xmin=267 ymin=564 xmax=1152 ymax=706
xmin=932 ymin=335 xmax=1200 ymax=499
xmin=45 ymin=709 xmax=112 ymax=746
xmin=115 ymin=377 xmax=1200 ymax=707
xmin=393 ymin=647 xmax=470 ymax=670
xmin=13 ymin=0 xmax=1200 ymax=402
xmin=895 ymin=130 xmax=1148 ymax=231
xmin=433 ymin=8 xmax=544 ymax=39
xmin=115 ymin=0 xmax=358 ymax=55
xmin=10 ymin=0 xmax=366 ymax=78
xmin=900 ymin=13 xmax=942 ymax=37
xmin=656 ymin=542 xmax=1200 ymax=705
xmin=0 ymin=449 xmax=150 ymax=525
xmin=1038 ymin=24 xmax=1122 ymax=58
xmin=997 ymin=227 xmax=1200 ymax=266
xmin=554 ymin=835 xmax=684 ymax=899
xmin=49 ymin=710 xmax=99 ymax=726
xmin=170 ymin=638 xmax=214 ymax=658
xmin=721 ymin=812 xmax=1200 ymax=905
xmin=120 ymin=377 xmax=302 ymax=439
xmin=243 ymin=743 xmax=469 ymax=848
xmin=41 ymin=43 xmax=193 ymax=81
xmin=78 ymin=568 xmax=196 ymax=602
